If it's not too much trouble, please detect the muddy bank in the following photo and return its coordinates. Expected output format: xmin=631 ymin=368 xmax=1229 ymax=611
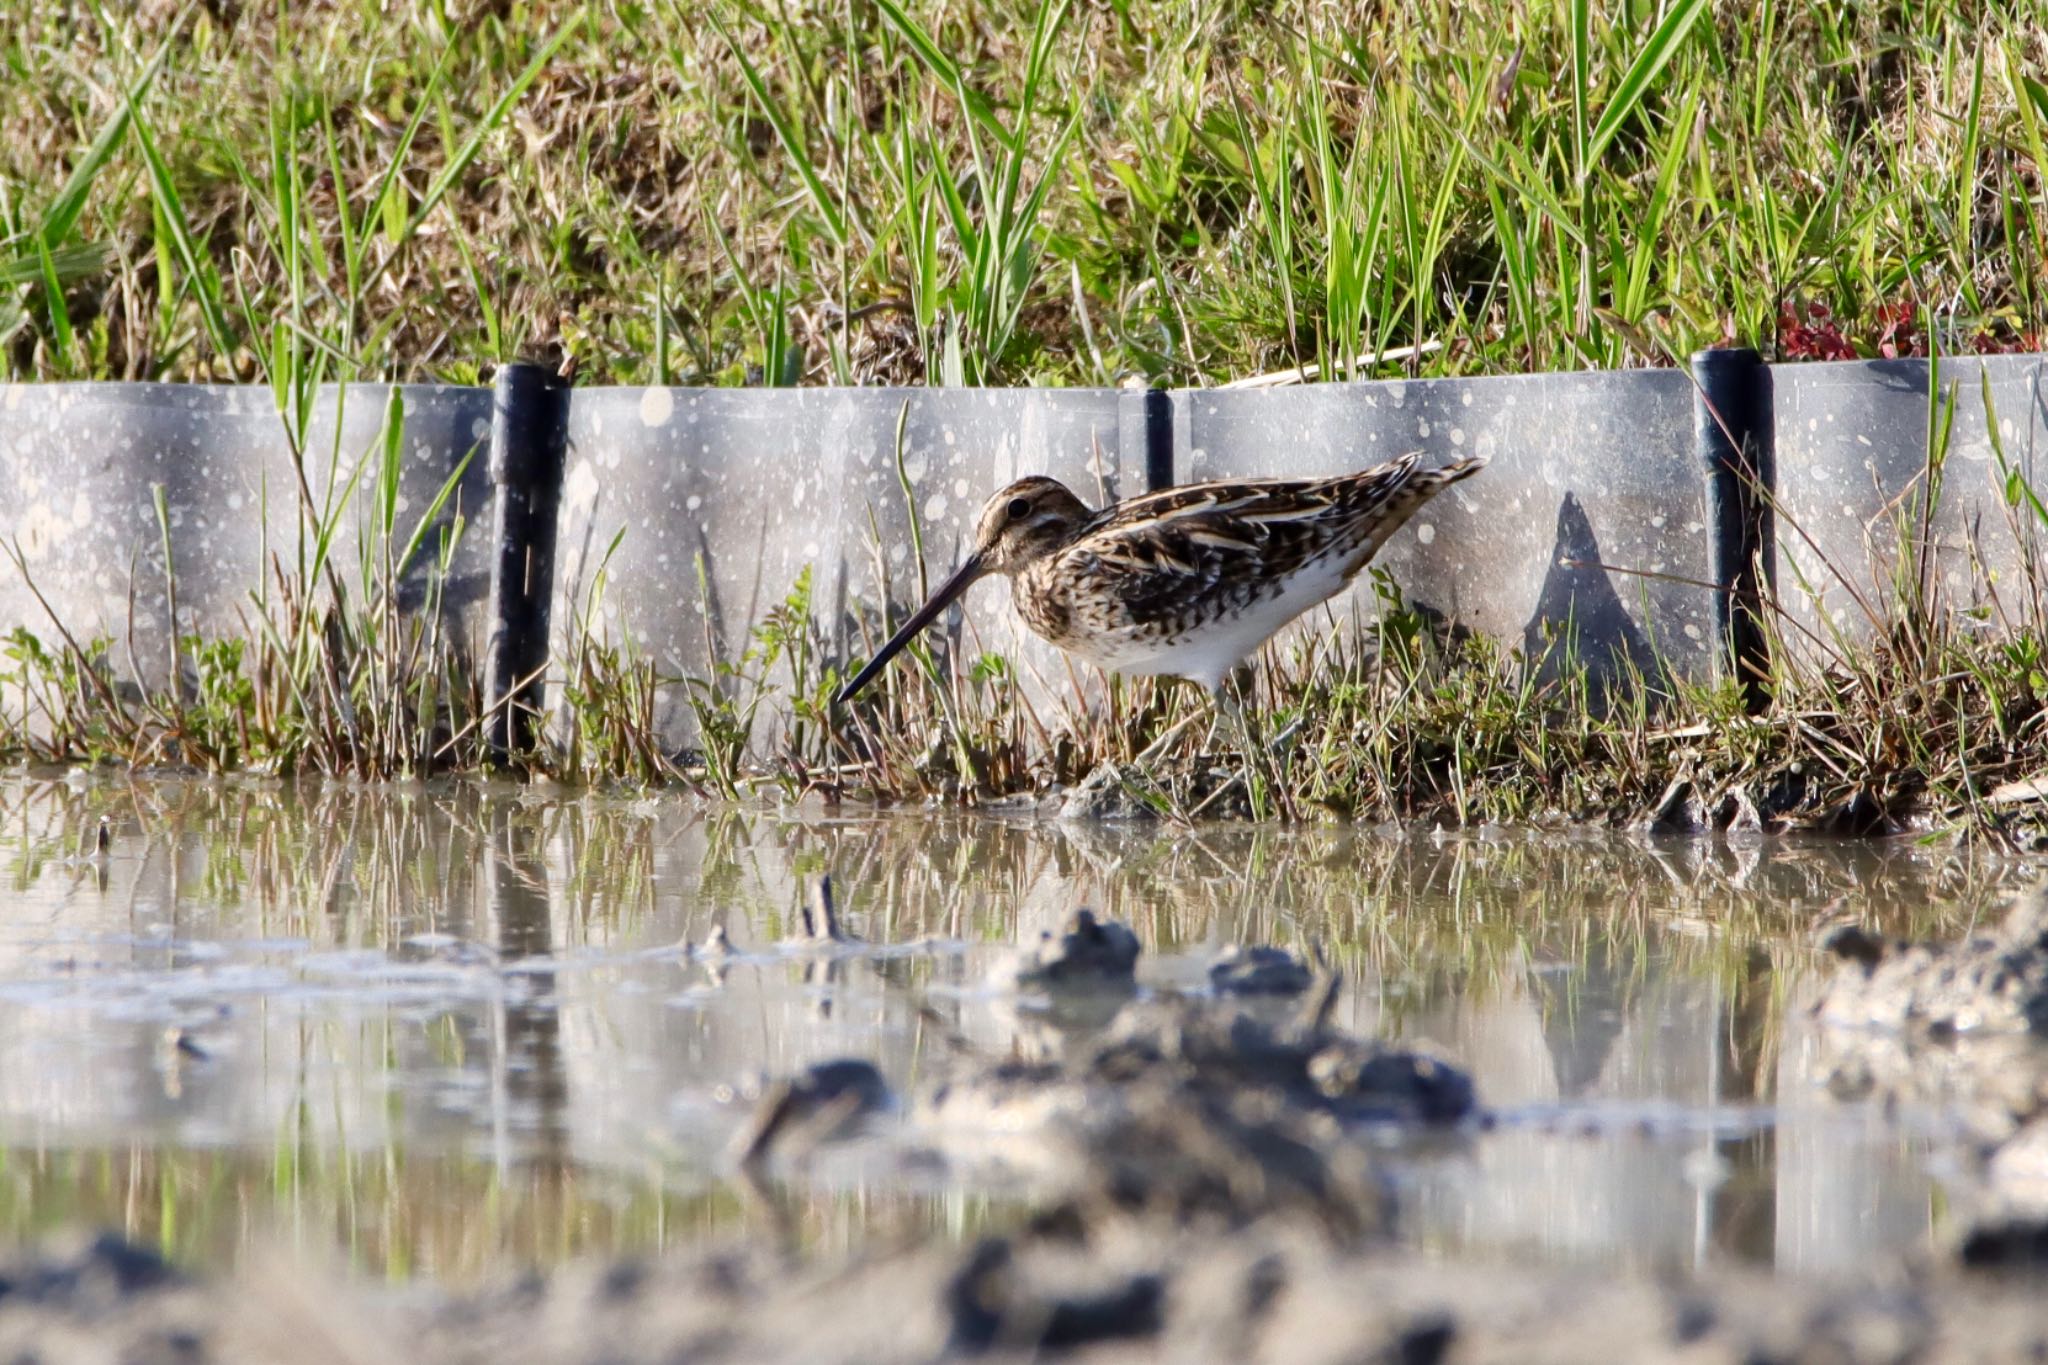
xmin=1813 ymin=894 xmax=2048 ymax=1264
xmin=9 ymin=1224 xmax=2048 ymax=1364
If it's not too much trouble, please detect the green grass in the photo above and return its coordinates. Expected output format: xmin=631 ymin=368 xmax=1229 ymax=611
xmin=1 ymin=3 xmax=2046 ymax=833
xmin=1 ymin=1 xmax=2042 ymax=386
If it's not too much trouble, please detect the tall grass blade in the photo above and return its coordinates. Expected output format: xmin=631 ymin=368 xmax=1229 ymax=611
xmin=124 ymin=84 xmax=235 ymax=358
xmin=1585 ymin=0 xmax=1712 ymax=167
xmin=32 ymin=233 xmax=75 ymax=361
xmin=37 ymin=41 xmax=169 ymax=246
xmin=362 ymin=17 xmax=581 ymax=293
xmin=711 ymin=13 xmax=847 ymax=246
xmin=869 ymin=0 xmax=1012 ymax=150
xmin=1954 ymin=43 xmax=1985 ymax=309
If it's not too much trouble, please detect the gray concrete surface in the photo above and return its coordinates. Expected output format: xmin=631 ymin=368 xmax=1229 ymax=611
xmin=1771 ymin=355 xmax=2047 ymax=658
xmin=1177 ymin=370 xmax=1713 ymax=694
xmin=0 ymin=382 xmax=493 ymax=691
xmin=551 ymin=386 xmax=1136 ymax=742
xmin=2 ymin=356 xmax=2042 ymax=752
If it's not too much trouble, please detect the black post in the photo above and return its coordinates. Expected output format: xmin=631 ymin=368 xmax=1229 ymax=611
xmin=1119 ymin=384 xmax=1175 ymax=492
xmin=484 ymin=363 xmax=570 ymax=761
xmin=1692 ymin=347 xmax=1776 ymax=714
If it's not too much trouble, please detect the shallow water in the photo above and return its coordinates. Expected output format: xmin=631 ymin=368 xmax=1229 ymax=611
xmin=0 ymin=775 xmax=2029 ymax=1282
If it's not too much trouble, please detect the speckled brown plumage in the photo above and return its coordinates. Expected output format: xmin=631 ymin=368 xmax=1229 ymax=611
xmin=835 ymin=453 xmax=1488 ymax=704
xmin=1019 ymin=455 xmax=1477 ymax=653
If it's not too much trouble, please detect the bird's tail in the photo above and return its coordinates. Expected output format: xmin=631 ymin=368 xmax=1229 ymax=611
xmin=1343 ymin=451 xmax=1489 ymax=571
xmin=1393 ymin=452 xmax=1488 ymax=500
xmin=1429 ymin=452 xmax=1490 ymax=486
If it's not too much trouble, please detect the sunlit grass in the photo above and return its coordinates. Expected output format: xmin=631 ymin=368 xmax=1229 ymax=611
xmin=1 ymin=2 xmax=2041 ymax=386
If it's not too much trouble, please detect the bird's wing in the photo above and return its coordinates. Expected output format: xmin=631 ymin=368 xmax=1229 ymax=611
xmin=1053 ymin=457 xmax=1423 ymax=632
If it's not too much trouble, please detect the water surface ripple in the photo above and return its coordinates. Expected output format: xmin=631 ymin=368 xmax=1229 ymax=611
xmin=0 ymin=776 xmax=2024 ymax=1281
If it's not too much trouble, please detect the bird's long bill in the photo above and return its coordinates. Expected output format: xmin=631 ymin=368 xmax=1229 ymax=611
xmin=835 ymin=552 xmax=988 ymax=704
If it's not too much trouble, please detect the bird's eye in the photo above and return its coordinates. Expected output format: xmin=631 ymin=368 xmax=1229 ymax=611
xmin=1006 ymin=497 xmax=1032 ymax=521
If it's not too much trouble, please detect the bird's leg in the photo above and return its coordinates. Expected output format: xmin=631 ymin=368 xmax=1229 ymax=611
xmin=1133 ymin=679 xmax=1263 ymax=812
xmin=1210 ymin=683 xmax=1259 ymax=764
xmin=1178 ymin=682 xmax=1265 ymax=820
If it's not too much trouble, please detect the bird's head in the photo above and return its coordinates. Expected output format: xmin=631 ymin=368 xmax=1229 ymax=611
xmin=834 ymin=475 xmax=1092 ymax=704
xmin=970 ymin=476 xmax=1093 ymax=573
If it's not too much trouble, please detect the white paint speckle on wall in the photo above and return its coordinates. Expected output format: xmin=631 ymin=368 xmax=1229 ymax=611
xmin=639 ymin=388 xmax=675 ymax=428
xmin=562 ymin=459 xmax=600 ymax=512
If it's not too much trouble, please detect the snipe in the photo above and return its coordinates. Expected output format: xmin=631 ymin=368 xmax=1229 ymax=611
xmin=835 ymin=452 xmax=1487 ymax=720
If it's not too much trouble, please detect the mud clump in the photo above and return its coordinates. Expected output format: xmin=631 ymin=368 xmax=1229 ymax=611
xmin=734 ymin=1059 xmax=891 ymax=1167
xmin=942 ymin=1238 xmax=1162 ymax=1355
xmin=1208 ymin=944 xmax=1313 ymax=996
xmin=1056 ymin=764 xmax=1156 ymax=822
xmin=990 ymin=909 xmax=1141 ymax=991
xmin=748 ymin=958 xmax=1474 ymax=1239
xmin=1812 ymin=897 xmax=2048 ymax=1268
xmin=0 ymin=1231 xmax=179 ymax=1312
xmin=1081 ymin=987 xmax=1475 ymax=1127
xmin=18 ymin=1225 xmax=2048 ymax=1363
xmin=1813 ymin=899 xmax=2048 ymax=1036
xmin=1809 ymin=899 xmax=2048 ymax=1144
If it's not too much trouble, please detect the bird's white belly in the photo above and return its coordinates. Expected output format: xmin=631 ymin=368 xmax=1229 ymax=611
xmin=1058 ymin=557 xmax=1356 ymax=693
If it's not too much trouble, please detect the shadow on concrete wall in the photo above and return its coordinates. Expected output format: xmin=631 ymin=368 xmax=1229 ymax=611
xmin=1521 ymin=492 xmax=1670 ymax=705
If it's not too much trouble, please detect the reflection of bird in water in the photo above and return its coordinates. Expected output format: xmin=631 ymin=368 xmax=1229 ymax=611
xmin=734 ymin=1058 xmax=891 ymax=1169
xmin=836 ymin=454 xmax=1486 ymax=745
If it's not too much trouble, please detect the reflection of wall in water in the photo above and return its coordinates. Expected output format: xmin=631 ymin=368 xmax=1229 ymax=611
xmin=1401 ymin=928 xmax=1724 ymax=1265
xmin=1401 ymin=929 xmax=1934 ymax=1271
xmin=0 ymin=783 xmax=1973 ymax=1271
xmin=1773 ymin=1018 xmax=1939 ymax=1275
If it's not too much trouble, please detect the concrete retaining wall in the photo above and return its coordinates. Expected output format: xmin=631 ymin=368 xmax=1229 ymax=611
xmin=1774 ymin=359 xmax=2047 ymax=648
xmin=1175 ymin=370 xmax=1713 ymax=690
xmin=2 ymin=353 xmax=2042 ymax=751
xmin=0 ymin=383 xmax=494 ymax=690
xmin=553 ymin=387 xmax=1140 ymax=720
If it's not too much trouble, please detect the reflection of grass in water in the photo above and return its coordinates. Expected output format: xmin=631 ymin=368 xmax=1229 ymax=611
xmin=0 ymin=1143 xmax=1014 ymax=1281
xmin=11 ymin=774 xmax=2031 ymax=1073
xmin=12 ymin=777 xmax=2012 ymax=962
xmin=0 ymin=775 xmax=2038 ymax=1276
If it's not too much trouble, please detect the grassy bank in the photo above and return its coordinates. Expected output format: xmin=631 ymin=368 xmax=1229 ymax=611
xmin=1 ymin=1 xmax=2043 ymax=387
xmin=2 ymin=3 xmax=2047 ymax=834
xmin=5 ymin=368 xmax=2048 ymax=848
